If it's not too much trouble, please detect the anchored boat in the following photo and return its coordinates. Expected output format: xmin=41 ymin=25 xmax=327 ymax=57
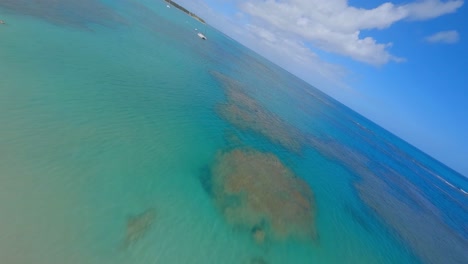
xmin=197 ymin=32 xmax=207 ymax=40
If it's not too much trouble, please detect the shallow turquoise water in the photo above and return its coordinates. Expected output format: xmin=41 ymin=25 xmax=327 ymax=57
xmin=0 ymin=1 xmax=467 ymax=263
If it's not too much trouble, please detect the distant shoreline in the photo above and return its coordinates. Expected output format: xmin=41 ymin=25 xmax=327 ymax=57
xmin=165 ymin=0 xmax=206 ymax=24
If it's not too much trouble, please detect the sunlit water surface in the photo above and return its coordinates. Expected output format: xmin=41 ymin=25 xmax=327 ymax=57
xmin=0 ymin=1 xmax=467 ymax=263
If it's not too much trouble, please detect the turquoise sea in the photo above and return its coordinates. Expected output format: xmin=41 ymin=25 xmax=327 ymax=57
xmin=0 ymin=1 xmax=467 ymax=263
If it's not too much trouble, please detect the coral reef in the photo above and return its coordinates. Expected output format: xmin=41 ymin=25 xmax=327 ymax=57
xmin=210 ymin=73 xmax=318 ymax=243
xmin=210 ymin=148 xmax=317 ymax=242
xmin=312 ymin=136 xmax=468 ymax=264
xmin=213 ymin=72 xmax=305 ymax=153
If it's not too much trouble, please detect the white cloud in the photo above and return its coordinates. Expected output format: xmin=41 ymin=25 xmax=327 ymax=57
xmin=425 ymin=30 xmax=460 ymax=44
xmin=241 ymin=0 xmax=463 ymax=64
xmin=245 ymin=24 xmax=349 ymax=86
xmin=405 ymin=0 xmax=464 ymax=20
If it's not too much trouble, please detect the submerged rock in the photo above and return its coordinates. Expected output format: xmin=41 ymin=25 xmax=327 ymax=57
xmin=211 ymin=148 xmax=317 ymax=242
xmin=123 ymin=208 xmax=157 ymax=248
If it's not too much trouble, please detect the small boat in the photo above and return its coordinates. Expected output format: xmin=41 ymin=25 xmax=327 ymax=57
xmin=197 ymin=32 xmax=207 ymax=40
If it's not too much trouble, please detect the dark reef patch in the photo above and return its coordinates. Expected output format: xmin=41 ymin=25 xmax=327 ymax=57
xmin=212 ymin=71 xmax=306 ymax=154
xmin=123 ymin=208 xmax=157 ymax=248
xmin=209 ymin=148 xmax=317 ymax=243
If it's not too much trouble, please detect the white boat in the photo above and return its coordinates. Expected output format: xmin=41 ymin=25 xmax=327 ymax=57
xmin=197 ymin=32 xmax=207 ymax=40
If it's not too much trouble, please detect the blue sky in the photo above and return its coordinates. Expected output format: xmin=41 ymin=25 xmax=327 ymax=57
xmin=177 ymin=0 xmax=467 ymax=176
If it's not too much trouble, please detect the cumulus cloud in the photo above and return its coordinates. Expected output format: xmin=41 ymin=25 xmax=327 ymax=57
xmin=405 ymin=0 xmax=464 ymax=20
xmin=241 ymin=0 xmax=463 ymax=64
xmin=425 ymin=30 xmax=460 ymax=44
xmin=245 ymin=24 xmax=348 ymax=84
xmin=232 ymin=23 xmax=350 ymax=91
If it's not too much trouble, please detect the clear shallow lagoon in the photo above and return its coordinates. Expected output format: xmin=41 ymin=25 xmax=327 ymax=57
xmin=0 ymin=1 xmax=467 ymax=263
